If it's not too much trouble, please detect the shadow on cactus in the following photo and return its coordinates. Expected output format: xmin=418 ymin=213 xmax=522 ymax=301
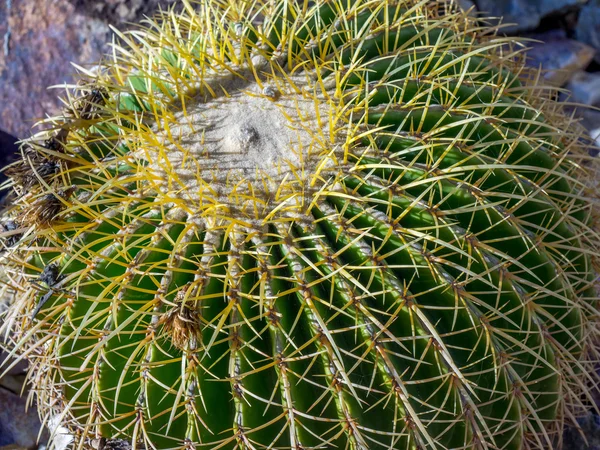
xmin=1 ymin=0 xmax=599 ymax=449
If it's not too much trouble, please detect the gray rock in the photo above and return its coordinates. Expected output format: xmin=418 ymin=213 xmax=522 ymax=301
xmin=558 ymin=105 xmax=600 ymax=155
xmin=457 ymin=0 xmax=477 ymax=16
xmin=0 ymin=388 xmax=48 ymax=448
xmin=0 ymin=248 xmax=38 ymax=448
xmin=476 ymin=0 xmax=584 ymax=33
xmin=561 ymin=76 xmax=600 ymax=153
xmin=0 ymin=128 xmax=18 ymax=196
xmin=524 ymin=30 xmax=595 ymax=86
xmin=0 ymin=349 xmax=28 ymax=378
xmin=577 ymin=0 xmax=600 ymax=63
xmin=563 ymin=414 xmax=600 ymax=450
xmin=564 ymin=71 xmax=600 ymax=106
xmin=0 ymin=275 xmax=27 ymax=377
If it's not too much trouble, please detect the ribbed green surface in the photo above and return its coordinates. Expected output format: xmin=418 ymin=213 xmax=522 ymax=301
xmin=1 ymin=1 xmax=598 ymax=450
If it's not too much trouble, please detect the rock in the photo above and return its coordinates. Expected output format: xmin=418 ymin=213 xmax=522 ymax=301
xmin=66 ymin=0 xmax=179 ymax=24
xmin=0 ymin=0 xmax=176 ymax=139
xmin=47 ymin=415 xmax=73 ymax=450
xmin=0 ymin=0 xmax=112 ymax=138
xmin=563 ymin=414 xmax=600 ymax=450
xmin=576 ymin=0 xmax=600 ymax=63
xmin=457 ymin=0 xmax=477 ymax=16
xmin=476 ymin=0 xmax=584 ymax=33
xmin=524 ymin=30 xmax=595 ymax=86
xmin=559 ymin=105 xmax=600 ymax=156
xmin=0 ymin=232 xmax=36 ymax=448
xmin=0 ymin=129 xmax=18 ymax=188
xmin=0 ymin=259 xmax=28 ymax=377
xmin=0 ymin=388 xmax=47 ymax=447
xmin=564 ymin=71 xmax=600 ymax=105
xmin=562 ymin=9 xmax=580 ymax=36
xmin=589 ymin=126 xmax=600 ymax=151
xmin=0 ymin=373 xmax=27 ymax=396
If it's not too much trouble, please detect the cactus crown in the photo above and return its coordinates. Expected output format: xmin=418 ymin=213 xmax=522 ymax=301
xmin=1 ymin=0 xmax=600 ymax=449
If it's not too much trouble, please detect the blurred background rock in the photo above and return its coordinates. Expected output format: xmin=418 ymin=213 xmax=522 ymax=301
xmin=1 ymin=0 xmax=600 ymax=449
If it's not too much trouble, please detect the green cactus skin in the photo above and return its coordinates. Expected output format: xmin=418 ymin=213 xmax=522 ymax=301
xmin=1 ymin=0 xmax=599 ymax=449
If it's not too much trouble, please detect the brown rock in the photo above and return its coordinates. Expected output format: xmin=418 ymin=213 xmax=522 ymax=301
xmin=0 ymin=0 xmax=112 ymax=138
xmin=0 ymin=0 xmax=176 ymax=139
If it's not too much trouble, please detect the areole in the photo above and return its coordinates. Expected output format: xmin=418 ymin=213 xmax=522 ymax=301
xmin=137 ymin=64 xmax=343 ymax=227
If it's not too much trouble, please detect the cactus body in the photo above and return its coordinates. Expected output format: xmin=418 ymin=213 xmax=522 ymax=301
xmin=1 ymin=1 xmax=599 ymax=449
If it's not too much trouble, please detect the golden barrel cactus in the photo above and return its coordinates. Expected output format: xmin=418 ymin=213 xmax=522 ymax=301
xmin=1 ymin=0 xmax=599 ymax=449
